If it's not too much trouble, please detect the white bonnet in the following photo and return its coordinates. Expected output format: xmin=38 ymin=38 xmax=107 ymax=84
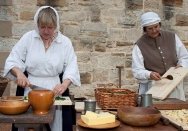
xmin=34 ymin=6 xmax=60 ymax=33
xmin=141 ymin=12 xmax=161 ymax=27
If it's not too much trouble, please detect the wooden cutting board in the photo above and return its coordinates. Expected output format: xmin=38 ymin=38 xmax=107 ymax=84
xmin=54 ymin=96 xmax=72 ymax=105
xmin=146 ymin=67 xmax=188 ymax=100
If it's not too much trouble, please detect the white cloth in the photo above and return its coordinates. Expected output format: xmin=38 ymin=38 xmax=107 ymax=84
xmin=3 ymin=6 xmax=81 ymax=131
xmin=132 ymin=34 xmax=188 ymax=101
xmin=141 ymin=12 xmax=161 ymax=27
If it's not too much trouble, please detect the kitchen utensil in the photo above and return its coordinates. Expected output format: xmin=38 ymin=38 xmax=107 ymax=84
xmin=29 ymin=84 xmax=47 ymax=90
xmin=28 ymin=89 xmax=54 ymax=115
xmin=160 ymin=116 xmax=183 ymax=131
xmin=0 ymin=97 xmax=30 ymax=115
xmin=140 ymin=94 xmax=153 ymax=107
xmin=116 ymin=66 xmax=124 ymax=88
xmin=117 ymin=106 xmax=161 ymax=126
xmin=146 ymin=67 xmax=188 ymax=100
xmin=84 ymin=99 xmax=96 ymax=112
xmin=162 ymin=75 xmax=173 ymax=80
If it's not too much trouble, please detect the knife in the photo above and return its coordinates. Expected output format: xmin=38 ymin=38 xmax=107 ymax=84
xmin=29 ymin=84 xmax=47 ymax=90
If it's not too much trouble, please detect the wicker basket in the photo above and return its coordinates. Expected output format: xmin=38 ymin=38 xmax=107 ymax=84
xmin=0 ymin=76 xmax=9 ymax=97
xmin=95 ymin=84 xmax=137 ymax=109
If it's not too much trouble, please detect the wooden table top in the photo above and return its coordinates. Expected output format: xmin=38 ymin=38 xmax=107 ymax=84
xmin=75 ymin=113 xmax=178 ymax=131
xmin=0 ymin=106 xmax=55 ymax=123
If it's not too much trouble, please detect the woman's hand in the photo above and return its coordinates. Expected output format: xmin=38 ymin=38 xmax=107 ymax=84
xmin=150 ymin=71 xmax=161 ymax=80
xmin=53 ymin=79 xmax=72 ymax=96
xmin=11 ymin=67 xmax=30 ymax=87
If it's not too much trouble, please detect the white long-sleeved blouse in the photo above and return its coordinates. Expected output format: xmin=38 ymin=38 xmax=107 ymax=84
xmin=4 ymin=30 xmax=81 ymax=94
xmin=132 ymin=34 xmax=188 ymax=83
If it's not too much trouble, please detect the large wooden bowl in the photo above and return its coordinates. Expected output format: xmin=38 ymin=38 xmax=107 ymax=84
xmin=117 ymin=106 xmax=161 ymax=126
xmin=0 ymin=97 xmax=30 ymax=115
xmin=1 ymin=96 xmax=24 ymax=101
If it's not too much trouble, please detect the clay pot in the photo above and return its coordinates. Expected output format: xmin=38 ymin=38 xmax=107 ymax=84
xmin=28 ymin=90 xmax=54 ymax=115
xmin=117 ymin=106 xmax=161 ymax=126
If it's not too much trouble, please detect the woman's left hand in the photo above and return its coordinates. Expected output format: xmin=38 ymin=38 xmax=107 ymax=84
xmin=52 ymin=79 xmax=72 ymax=95
xmin=53 ymin=84 xmax=68 ymax=95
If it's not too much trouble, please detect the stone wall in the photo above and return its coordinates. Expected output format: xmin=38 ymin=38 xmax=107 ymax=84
xmin=1 ymin=0 xmax=188 ymax=98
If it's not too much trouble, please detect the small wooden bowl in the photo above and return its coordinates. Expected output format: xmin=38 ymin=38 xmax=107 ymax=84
xmin=117 ymin=106 xmax=161 ymax=126
xmin=0 ymin=98 xmax=30 ymax=115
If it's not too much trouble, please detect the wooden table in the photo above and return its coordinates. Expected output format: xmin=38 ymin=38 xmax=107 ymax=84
xmin=0 ymin=106 xmax=55 ymax=131
xmin=74 ymin=113 xmax=179 ymax=131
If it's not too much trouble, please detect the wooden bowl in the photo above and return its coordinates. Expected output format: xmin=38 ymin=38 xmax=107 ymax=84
xmin=117 ymin=106 xmax=161 ymax=126
xmin=1 ymin=96 xmax=24 ymax=101
xmin=0 ymin=99 xmax=30 ymax=115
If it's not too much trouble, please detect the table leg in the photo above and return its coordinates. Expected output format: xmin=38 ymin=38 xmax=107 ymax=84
xmin=0 ymin=123 xmax=12 ymax=131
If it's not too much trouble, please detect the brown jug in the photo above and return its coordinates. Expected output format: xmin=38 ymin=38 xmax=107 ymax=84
xmin=28 ymin=90 xmax=54 ymax=115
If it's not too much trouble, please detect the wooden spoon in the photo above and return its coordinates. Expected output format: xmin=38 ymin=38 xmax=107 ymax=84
xmin=162 ymin=75 xmax=173 ymax=80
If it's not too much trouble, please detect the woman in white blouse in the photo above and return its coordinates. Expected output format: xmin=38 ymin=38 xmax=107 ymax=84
xmin=4 ymin=6 xmax=80 ymax=131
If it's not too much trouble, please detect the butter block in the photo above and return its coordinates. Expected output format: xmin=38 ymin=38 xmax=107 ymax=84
xmin=81 ymin=111 xmax=115 ymax=126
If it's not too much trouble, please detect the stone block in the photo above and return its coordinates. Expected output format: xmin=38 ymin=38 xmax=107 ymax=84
xmin=0 ymin=20 xmax=12 ymax=37
xmin=37 ymin=0 xmax=46 ymax=6
xmin=80 ymin=72 xmax=92 ymax=84
xmin=93 ymin=69 xmax=108 ymax=82
xmin=125 ymin=69 xmax=134 ymax=78
xmin=81 ymin=22 xmax=107 ymax=33
xmin=162 ymin=0 xmax=183 ymax=7
xmin=50 ymin=0 xmax=66 ymax=7
xmin=0 ymin=51 xmax=9 ymax=70
xmin=126 ymin=0 xmax=143 ymax=10
xmin=78 ymin=63 xmax=93 ymax=72
xmin=0 ymin=0 xmax=12 ymax=6
xmin=176 ymin=14 xmax=188 ymax=26
xmin=77 ymin=52 xmax=90 ymax=63
xmin=95 ymin=44 xmax=106 ymax=52
xmin=20 ymin=11 xmax=34 ymax=20
xmin=90 ymin=6 xmax=100 ymax=22
xmin=37 ymin=0 xmax=66 ymax=7
xmin=63 ymin=25 xmax=80 ymax=37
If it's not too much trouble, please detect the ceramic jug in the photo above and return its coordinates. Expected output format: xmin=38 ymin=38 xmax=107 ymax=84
xmin=28 ymin=90 xmax=54 ymax=115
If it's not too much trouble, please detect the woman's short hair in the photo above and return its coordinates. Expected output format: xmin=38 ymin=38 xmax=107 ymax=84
xmin=37 ymin=7 xmax=57 ymax=28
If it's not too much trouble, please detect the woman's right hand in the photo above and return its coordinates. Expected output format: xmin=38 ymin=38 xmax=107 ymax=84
xmin=150 ymin=71 xmax=161 ymax=80
xmin=11 ymin=67 xmax=30 ymax=87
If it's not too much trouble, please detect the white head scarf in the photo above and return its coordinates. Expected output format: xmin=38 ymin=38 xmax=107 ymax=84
xmin=140 ymin=12 xmax=161 ymax=27
xmin=34 ymin=6 xmax=60 ymax=33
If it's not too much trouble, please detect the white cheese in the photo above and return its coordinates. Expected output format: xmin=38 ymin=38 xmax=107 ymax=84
xmin=81 ymin=111 xmax=115 ymax=126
